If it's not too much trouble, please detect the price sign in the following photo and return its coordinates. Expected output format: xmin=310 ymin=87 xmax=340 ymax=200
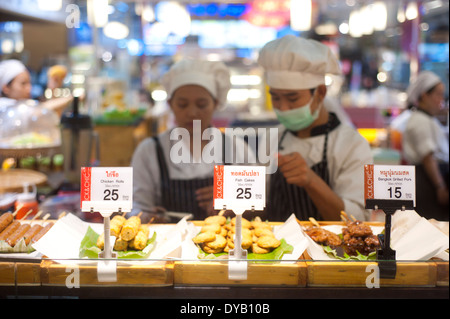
xmin=364 ymin=164 xmax=415 ymax=206
xmin=214 ymin=165 xmax=266 ymax=213
xmin=80 ymin=167 xmax=133 ymax=215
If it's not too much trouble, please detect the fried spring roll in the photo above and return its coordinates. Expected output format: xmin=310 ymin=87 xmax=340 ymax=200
xmin=129 ymin=225 xmax=150 ymax=250
xmin=96 ymin=215 xmax=127 ymax=249
xmin=113 ymin=235 xmax=128 ymax=251
xmin=120 ymin=216 xmax=141 ymax=241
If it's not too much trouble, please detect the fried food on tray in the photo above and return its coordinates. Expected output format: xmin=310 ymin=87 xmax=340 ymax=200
xmin=96 ymin=214 xmax=149 ymax=251
xmin=120 ymin=216 xmax=141 ymax=241
xmin=193 ymin=215 xmax=280 ymax=254
xmin=342 ymin=220 xmax=380 ymax=256
xmin=304 ymin=226 xmax=342 ymax=248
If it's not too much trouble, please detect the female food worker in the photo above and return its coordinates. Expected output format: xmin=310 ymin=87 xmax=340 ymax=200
xmin=402 ymin=71 xmax=448 ymax=220
xmin=258 ymin=35 xmax=373 ymax=221
xmin=131 ymin=59 xmax=254 ymax=222
xmin=0 ymin=59 xmax=32 ymax=110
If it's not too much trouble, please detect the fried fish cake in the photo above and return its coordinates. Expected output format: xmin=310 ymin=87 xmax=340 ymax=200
xmin=230 ymin=217 xmax=251 ymax=228
xmin=251 ymin=221 xmax=272 ymax=230
xmin=257 ymin=235 xmax=281 ymax=249
xmin=252 ymin=243 xmax=271 ymax=254
xmin=201 ymin=224 xmax=222 ymax=234
xmin=204 ymin=215 xmax=227 ymax=226
xmin=254 ymin=228 xmax=275 ymax=238
xmin=202 ymin=243 xmax=224 ymax=254
xmin=193 ymin=231 xmax=216 ymax=244
xmin=204 ymin=234 xmax=227 ymax=250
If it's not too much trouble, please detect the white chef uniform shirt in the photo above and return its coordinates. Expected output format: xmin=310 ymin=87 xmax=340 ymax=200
xmin=264 ymin=122 xmax=373 ymax=221
xmin=403 ymin=110 xmax=449 ymax=165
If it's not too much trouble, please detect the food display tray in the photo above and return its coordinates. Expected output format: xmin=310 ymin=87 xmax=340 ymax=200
xmin=299 ymin=221 xmax=445 ymax=287
xmin=40 ymin=259 xmax=174 ymax=287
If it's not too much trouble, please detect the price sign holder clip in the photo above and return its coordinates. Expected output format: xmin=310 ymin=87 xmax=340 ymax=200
xmin=365 ymin=199 xmax=414 ymax=279
xmin=225 ymin=205 xmax=254 ymax=281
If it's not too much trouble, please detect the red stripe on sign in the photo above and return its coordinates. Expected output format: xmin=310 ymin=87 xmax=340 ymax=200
xmin=214 ymin=165 xmax=224 ymax=200
xmin=80 ymin=167 xmax=92 ymax=208
xmin=364 ymin=164 xmax=374 ymax=202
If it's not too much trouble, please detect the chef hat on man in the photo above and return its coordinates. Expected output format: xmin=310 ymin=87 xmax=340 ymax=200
xmin=406 ymin=71 xmax=442 ymax=106
xmin=0 ymin=59 xmax=27 ymax=90
xmin=257 ymin=35 xmax=341 ymax=90
xmin=162 ymin=59 xmax=231 ymax=109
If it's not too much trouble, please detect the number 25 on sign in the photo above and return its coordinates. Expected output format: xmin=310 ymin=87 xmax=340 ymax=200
xmin=364 ymin=164 xmax=416 ymax=205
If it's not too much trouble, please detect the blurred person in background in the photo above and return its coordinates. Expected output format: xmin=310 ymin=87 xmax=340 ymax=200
xmin=0 ymin=59 xmax=31 ymax=110
xmin=402 ymin=70 xmax=448 ymax=220
xmin=131 ymin=59 xmax=255 ymax=222
xmin=258 ymin=35 xmax=373 ymax=222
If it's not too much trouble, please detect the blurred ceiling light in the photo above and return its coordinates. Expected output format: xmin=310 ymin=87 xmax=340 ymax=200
xmin=377 ymin=72 xmax=388 ymax=83
xmin=405 ymin=2 xmax=418 ymax=20
xmin=152 ymin=89 xmax=167 ymax=102
xmin=315 ymin=22 xmax=338 ymax=35
xmin=155 ymin=2 xmax=191 ymax=37
xmin=349 ymin=10 xmax=363 ymax=37
xmin=37 ymin=0 xmax=62 ymax=11
xmin=87 ymin=0 xmax=109 ymax=27
xmin=142 ymin=5 xmax=155 ymax=22
xmin=1 ymin=39 xmax=14 ymax=54
xmin=423 ymin=0 xmax=443 ymax=12
xmin=290 ymin=0 xmax=312 ymax=31
xmin=230 ymin=75 xmax=262 ymax=86
xmin=397 ymin=3 xmax=406 ymax=23
xmin=372 ymin=2 xmax=387 ymax=31
xmin=339 ymin=22 xmax=349 ymax=34
xmin=103 ymin=21 xmax=129 ymax=39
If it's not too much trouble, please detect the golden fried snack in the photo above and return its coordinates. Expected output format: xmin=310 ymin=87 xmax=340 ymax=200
xmin=201 ymin=224 xmax=222 ymax=234
xmin=257 ymin=236 xmax=281 ymax=249
xmin=252 ymin=243 xmax=271 ymax=254
xmin=193 ymin=231 xmax=216 ymax=244
xmin=254 ymin=228 xmax=274 ymax=238
xmin=114 ymin=235 xmax=128 ymax=251
xmin=230 ymin=217 xmax=251 ymax=228
xmin=110 ymin=215 xmax=126 ymax=237
xmin=204 ymin=234 xmax=227 ymax=250
xmin=129 ymin=225 xmax=150 ymax=250
xmin=120 ymin=216 xmax=141 ymax=241
xmin=227 ymin=234 xmax=253 ymax=250
xmin=202 ymin=244 xmax=223 ymax=254
xmin=251 ymin=221 xmax=272 ymax=230
xmin=204 ymin=215 xmax=226 ymax=226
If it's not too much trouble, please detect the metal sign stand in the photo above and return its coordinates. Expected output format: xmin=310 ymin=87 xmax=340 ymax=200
xmin=365 ymin=199 xmax=414 ymax=279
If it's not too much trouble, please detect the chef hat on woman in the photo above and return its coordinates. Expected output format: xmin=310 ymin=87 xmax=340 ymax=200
xmin=0 ymin=59 xmax=27 ymax=90
xmin=162 ymin=59 xmax=231 ymax=109
xmin=406 ymin=71 xmax=442 ymax=107
xmin=257 ymin=35 xmax=341 ymax=90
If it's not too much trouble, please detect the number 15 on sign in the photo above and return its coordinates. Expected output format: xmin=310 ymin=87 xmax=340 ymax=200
xmin=364 ymin=164 xmax=415 ymax=206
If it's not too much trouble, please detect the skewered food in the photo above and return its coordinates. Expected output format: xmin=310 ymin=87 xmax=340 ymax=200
xmin=193 ymin=216 xmax=281 ymax=254
xmin=31 ymin=222 xmax=53 ymax=244
xmin=95 ymin=214 xmax=150 ymax=252
xmin=23 ymin=224 xmax=43 ymax=245
xmin=0 ymin=212 xmax=14 ymax=233
xmin=0 ymin=220 xmax=21 ymax=241
xmin=6 ymin=223 xmax=31 ymax=247
xmin=304 ymin=226 xmax=342 ymax=248
xmin=120 ymin=216 xmax=141 ymax=241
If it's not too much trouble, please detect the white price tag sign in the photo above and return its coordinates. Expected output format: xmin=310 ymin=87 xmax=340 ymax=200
xmin=80 ymin=167 xmax=133 ymax=215
xmin=364 ymin=164 xmax=415 ymax=206
xmin=214 ymin=165 xmax=266 ymax=214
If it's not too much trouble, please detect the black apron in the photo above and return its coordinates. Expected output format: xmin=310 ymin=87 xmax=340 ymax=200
xmin=153 ymin=133 xmax=230 ymax=220
xmin=267 ymin=113 xmax=340 ymax=221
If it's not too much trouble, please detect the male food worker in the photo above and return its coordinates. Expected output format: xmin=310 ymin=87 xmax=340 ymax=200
xmin=258 ymin=35 xmax=373 ymax=221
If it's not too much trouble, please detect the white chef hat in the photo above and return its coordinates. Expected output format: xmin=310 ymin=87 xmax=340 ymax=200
xmin=406 ymin=71 xmax=442 ymax=106
xmin=0 ymin=59 xmax=27 ymax=90
xmin=161 ymin=59 xmax=231 ymax=109
xmin=258 ymin=35 xmax=341 ymax=90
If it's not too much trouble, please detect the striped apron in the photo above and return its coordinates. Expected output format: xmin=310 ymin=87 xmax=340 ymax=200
xmin=153 ymin=134 xmax=229 ymax=220
xmin=267 ymin=113 xmax=340 ymax=221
